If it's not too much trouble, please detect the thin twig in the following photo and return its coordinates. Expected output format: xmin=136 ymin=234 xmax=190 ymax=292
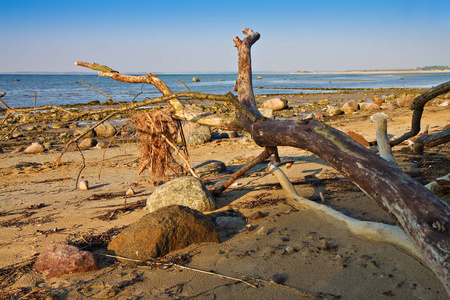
xmin=75 ymin=144 xmax=86 ymax=190
xmin=173 ymin=264 xmax=257 ymax=288
xmin=178 ymin=80 xmax=191 ymax=92
xmin=161 ymin=133 xmax=199 ymax=179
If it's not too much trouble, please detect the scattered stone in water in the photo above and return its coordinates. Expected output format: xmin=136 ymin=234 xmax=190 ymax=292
xmin=192 ymin=77 xmax=200 ymax=82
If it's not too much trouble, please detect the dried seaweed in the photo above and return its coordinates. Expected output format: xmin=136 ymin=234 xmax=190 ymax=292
xmin=67 ymin=226 xmax=128 ymax=251
xmin=95 ymin=199 xmax=147 ymax=221
xmin=128 ymin=108 xmax=188 ymax=181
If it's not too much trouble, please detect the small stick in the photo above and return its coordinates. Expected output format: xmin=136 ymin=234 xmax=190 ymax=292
xmin=173 ymin=264 xmax=257 ymax=288
xmin=161 ymin=133 xmax=199 ymax=179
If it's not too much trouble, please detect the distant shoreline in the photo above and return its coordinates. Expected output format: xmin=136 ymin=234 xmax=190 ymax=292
xmin=289 ymin=70 xmax=450 ymax=75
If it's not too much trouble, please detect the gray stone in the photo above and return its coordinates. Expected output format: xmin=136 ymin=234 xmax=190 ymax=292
xmin=24 ymin=142 xmax=45 ymax=154
xmin=215 ymin=216 xmax=246 ymax=230
xmin=195 ymin=160 xmax=226 ymax=178
xmin=326 ymin=106 xmax=342 ymax=117
xmin=75 ymin=126 xmax=96 ymax=138
xmin=262 ymin=97 xmax=288 ymax=111
xmin=186 ymin=125 xmax=211 ymax=145
xmin=108 ymin=205 xmax=219 ymax=260
xmin=94 ymin=122 xmax=117 ymax=138
xmin=78 ymin=138 xmax=97 ymax=149
xmin=147 ymin=176 xmax=215 ymax=213
xmin=258 ymin=108 xmax=274 ymax=118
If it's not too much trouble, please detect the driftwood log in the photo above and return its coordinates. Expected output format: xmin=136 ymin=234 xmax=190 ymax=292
xmin=232 ymin=28 xmax=450 ymax=294
xmin=413 ymin=127 xmax=450 ymax=154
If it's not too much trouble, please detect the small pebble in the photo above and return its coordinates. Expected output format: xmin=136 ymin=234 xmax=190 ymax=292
xmin=78 ymin=180 xmax=89 ymax=190
xmin=271 ymin=273 xmax=285 ymax=285
xmin=255 ymin=226 xmax=268 ymax=235
xmin=126 ymin=188 xmax=135 ymax=196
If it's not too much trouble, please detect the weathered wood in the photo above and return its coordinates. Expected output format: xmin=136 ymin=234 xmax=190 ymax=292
xmin=389 ymin=81 xmax=450 ymax=147
xmin=413 ymin=127 xmax=450 ymax=154
xmin=233 ymin=28 xmax=450 ymax=295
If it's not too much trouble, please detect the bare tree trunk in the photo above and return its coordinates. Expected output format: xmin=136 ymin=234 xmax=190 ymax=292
xmin=233 ymin=28 xmax=450 ymax=295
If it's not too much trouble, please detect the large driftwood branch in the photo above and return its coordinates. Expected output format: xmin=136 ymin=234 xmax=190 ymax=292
xmin=232 ymin=28 xmax=450 ymax=295
xmin=389 ymin=81 xmax=450 ymax=147
xmin=268 ymin=164 xmax=422 ymax=259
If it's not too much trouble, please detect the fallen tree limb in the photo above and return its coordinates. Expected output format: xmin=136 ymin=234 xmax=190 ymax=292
xmin=233 ymin=28 xmax=450 ymax=295
xmin=389 ymin=81 xmax=450 ymax=147
xmin=413 ymin=127 xmax=450 ymax=154
xmin=268 ymin=164 xmax=422 ymax=259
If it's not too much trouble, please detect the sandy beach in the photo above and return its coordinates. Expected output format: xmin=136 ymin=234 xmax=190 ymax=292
xmin=1 ymin=89 xmax=449 ymax=299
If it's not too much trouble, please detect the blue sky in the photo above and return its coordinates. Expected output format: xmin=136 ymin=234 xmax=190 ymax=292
xmin=1 ymin=0 xmax=449 ymax=73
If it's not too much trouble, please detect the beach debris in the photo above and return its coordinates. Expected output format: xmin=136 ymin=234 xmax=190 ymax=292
xmin=195 ymin=160 xmax=226 ymax=178
xmin=78 ymin=180 xmax=89 ymax=190
xmin=261 ymin=97 xmax=288 ymax=111
xmin=93 ymin=122 xmax=117 ymax=137
xmin=370 ymin=112 xmax=397 ymax=167
xmin=192 ymin=77 xmax=200 ymax=82
xmin=108 ymin=205 xmax=218 ymax=260
xmin=33 ymin=244 xmax=98 ymax=278
xmin=186 ymin=125 xmax=211 ymax=145
xmin=344 ymin=130 xmax=370 ymax=147
xmin=23 ymin=142 xmax=45 ymax=154
xmin=146 ymin=176 xmax=215 ymax=213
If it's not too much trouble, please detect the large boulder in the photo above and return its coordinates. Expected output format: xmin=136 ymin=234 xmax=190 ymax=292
xmin=261 ymin=97 xmax=288 ymax=111
xmin=186 ymin=125 xmax=211 ymax=145
xmin=94 ymin=122 xmax=117 ymax=138
xmin=108 ymin=205 xmax=219 ymax=260
xmin=33 ymin=244 xmax=98 ymax=278
xmin=147 ymin=176 xmax=215 ymax=213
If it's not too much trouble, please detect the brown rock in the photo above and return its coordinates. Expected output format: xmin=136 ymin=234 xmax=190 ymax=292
xmin=393 ymin=96 xmax=414 ymax=107
xmin=341 ymin=100 xmax=359 ymax=114
xmin=361 ymin=103 xmax=381 ymax=111
xmin=108 ymin=205 xmax=219 ymax=261
xmin=33 ymin=244 xmax=98 ymax=278
xmin=248 ymin=211 xmax=266 ymax=221
xmin=314 ymin=112 xmax=324 ymax=120
xmin=344 ymin=131 xmax=370 ymax=147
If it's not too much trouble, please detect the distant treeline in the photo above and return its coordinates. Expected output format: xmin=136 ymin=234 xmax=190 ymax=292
xmin=416 ymin=65 xmax=450 ymax=71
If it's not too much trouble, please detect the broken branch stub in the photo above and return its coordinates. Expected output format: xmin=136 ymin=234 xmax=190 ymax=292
xmin=370 ymin=112 xmax=397 ymax=167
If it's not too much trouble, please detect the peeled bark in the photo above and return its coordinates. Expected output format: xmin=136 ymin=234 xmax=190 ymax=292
xmin=233 ymin=28 xmax=450 ymax=294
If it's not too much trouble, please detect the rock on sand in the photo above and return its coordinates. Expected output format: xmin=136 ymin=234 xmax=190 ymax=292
xmin=108 ymin=205 xmax=219 ymax=260
xmin=146 ymin=176 xmax=215 ymax=213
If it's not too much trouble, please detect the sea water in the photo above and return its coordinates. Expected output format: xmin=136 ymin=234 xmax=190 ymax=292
xmin=1 ymin=72 xmax=449 ymax=108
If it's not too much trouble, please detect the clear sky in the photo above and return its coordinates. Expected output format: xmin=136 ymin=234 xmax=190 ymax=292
xmin=1 ymin=0 xmax=449 ymax=73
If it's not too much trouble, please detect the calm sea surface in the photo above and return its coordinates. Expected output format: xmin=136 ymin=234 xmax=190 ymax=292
xmin=1 ymin=72 xmax=450 ymax=108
